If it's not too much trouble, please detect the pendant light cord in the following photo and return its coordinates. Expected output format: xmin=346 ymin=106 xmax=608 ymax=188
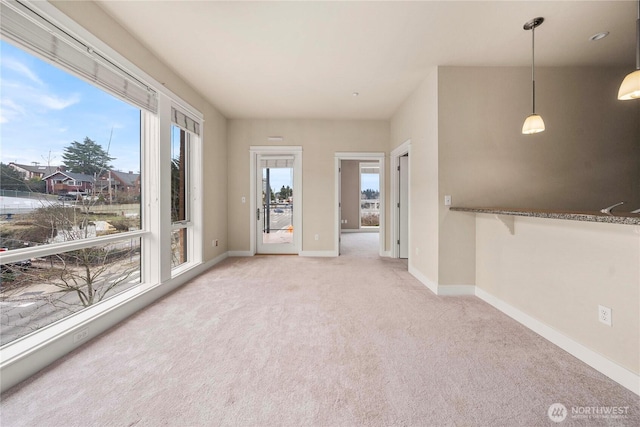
xmin=531 ymin=23 xmax=536 ymax=114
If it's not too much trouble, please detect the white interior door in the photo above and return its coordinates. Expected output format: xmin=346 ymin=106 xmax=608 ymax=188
xmin=399 ymin=155 xmax=409 ymax=259
xmin=256 ymin=154 xmax=300 ymax=254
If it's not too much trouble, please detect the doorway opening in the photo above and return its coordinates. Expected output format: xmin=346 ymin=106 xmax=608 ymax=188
xmin=334 ymin=153 xmax=385 ymax=256
xmin=360 ymin=163 xmax=380 ymax=230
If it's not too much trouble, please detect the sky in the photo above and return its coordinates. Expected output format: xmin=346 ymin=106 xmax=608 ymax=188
xmin=361 ymin=173 xmax=379 ymax=192
xmin=0 ymin=40 xmax=141 ymax=174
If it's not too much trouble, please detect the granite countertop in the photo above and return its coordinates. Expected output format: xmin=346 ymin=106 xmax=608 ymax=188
xmin=450 ymin=207 xmax=640 ymax=226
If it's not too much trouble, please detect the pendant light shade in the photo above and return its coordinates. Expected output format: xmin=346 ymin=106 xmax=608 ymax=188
xmin=618 ymin=70 xmax=640 ymax=100
xmin=618 ymin=0 xmax=640 ymax=100
xmin=522 ymin=114 xmax=545 ymax=134
xmin=522 ymin=17 xmax=545 ymax=134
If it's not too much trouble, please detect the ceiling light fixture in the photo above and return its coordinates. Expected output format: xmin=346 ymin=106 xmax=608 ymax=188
xmin=589 ymin=31 xmax=609 ymax=41
xmin=522 ymin=17 xmax=545 ymax=134
xmin=618 ymin=0 xmax=640 ymax=100
xmin=352 ymin=92 xmax=359 ymax=97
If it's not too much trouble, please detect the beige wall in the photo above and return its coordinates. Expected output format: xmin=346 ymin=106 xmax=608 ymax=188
xmin=476 ymin=215 xmax=639 ymax=374
xmin=437 ymin=65 xmax=639 ymax=286
xmin=340 ymin=160 xmax=360 ymax=230
xmin=438 ymin=66 xmax=640 ymax=212
xmin=435 ymin=66 xmax=640 ymax=288
xmin=390 ymin=68 xmax=440 ymax=284
xmin=52 ymin=1 xmax=229 ymax=263
xmin=227 ymin=119 xmax=389 ymax=253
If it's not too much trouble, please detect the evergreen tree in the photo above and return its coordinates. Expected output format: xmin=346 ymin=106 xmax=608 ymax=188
xmin=279 ymin=185 xmax=292 ymax=200
xmin=61 ymin=137 xmax=114 ymax=176
xmin=0 ymin=163 xmax=29 ymax=191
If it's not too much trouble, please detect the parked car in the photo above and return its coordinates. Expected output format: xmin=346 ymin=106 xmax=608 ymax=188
xmin=58 ymin=193 xmax=81 ymax=201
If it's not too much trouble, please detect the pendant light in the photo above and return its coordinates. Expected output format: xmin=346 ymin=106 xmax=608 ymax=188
xmin=618 ymin=0 xmax=640 ymax=100
xmin=522 ymin=17 xmax=545 ymax=134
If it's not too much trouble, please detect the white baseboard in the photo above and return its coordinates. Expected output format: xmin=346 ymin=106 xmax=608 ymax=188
xmin=381 ymin=250 xmax=392 ymax=257
xmin=437 ymin=284 xmax=476 ymax=296
xmin=408 ymin=267 xmax=474 ymax=296
xmin=408 ymin=265 xmax=439 ymax=295
xmin=227 ymin=250 xmax=253 ymax=257
xmin=197 ymin=252 xmax=228 ymax=273
xmin=299 ymin=250 xmax=337 ymax=257
xmin=476 ymin=287 xmax=640 ymax=396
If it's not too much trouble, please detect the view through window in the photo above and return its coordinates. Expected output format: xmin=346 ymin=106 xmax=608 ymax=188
xmin=171 ymin=124 xmax=189 ymax=269
xmin=0 ymin=39 xmax=142 ymax=345
xmin=360 ymin=164 xmax=380 ymax=227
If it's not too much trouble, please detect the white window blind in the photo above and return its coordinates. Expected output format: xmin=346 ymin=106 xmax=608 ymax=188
xmin=171 ymin=107 xmax=200 ymax=135
xmin=0 ymin=0 xmax=158 ymax=113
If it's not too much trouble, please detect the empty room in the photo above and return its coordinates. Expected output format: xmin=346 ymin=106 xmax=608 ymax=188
xmin=0 ymin=1 xmax=639 ymax=425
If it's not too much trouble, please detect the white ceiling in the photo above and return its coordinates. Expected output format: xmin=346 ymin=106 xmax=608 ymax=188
xmin=95 ymin=1 xmax=637 ymax=120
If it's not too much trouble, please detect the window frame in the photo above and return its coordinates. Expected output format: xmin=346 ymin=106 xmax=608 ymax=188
xmin=0 ymin=0 xmax=204 ymax=368
xmin=169 ymin=121 xmax=203 ymax=275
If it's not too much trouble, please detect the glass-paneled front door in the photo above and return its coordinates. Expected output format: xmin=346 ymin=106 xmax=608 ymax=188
xmin=256 ymin=154 xmax=299 ymax=254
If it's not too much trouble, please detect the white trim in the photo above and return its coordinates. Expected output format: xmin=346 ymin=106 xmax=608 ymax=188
xmin=299 ymin=250 xmax=337 ymax=257
xmin=335 ymin=152 xmax=383 ymax=159
xmin=227 ymin=251 xmax=253 ymax=257
xmin=249 ymin=145 xmax=303 ymax=153
xmin=407 ymin=266 xmax=475 ymax=296
xmin=476 ymin=287 xmax=640 ymax=396
xmin=249 ymin=151 xmax=257 ymax=256
xmin=334 ymin=152 xmax=385 ymax=258
xmin=408 ymin=265 xmax=438 ymax=295
xmin=437 ymin=284 xmax=476 ymax=296
xmin=390 ymin=139 xmax=411 ymax=259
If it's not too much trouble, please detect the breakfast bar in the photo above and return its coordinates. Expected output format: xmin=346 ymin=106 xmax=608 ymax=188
xmin=450 ymin=205 xmax=640 ymax=392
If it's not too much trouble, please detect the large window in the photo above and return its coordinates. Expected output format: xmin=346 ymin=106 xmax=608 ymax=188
xmin=0 ymin=34 xmax=144 ymax=344
xmin=0 ymin=0 xmax=211 ymax=352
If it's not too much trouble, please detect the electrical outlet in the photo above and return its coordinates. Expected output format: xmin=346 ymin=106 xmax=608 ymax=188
xmin=73 ymin=327 xmax=89 ymax=343
xmin=444 ymin=195 xmax=452 ymax=206
xmin=214 ymin=239 xmax=219 ymax=247
xmin=314 ymin=234 xmax=319 ymax=241
xmin=598 ymin=305 xmax=612 ymax=326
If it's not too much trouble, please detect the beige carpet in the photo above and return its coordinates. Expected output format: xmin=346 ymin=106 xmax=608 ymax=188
xmin=1 ymin=232 xmax=638 ymax=426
